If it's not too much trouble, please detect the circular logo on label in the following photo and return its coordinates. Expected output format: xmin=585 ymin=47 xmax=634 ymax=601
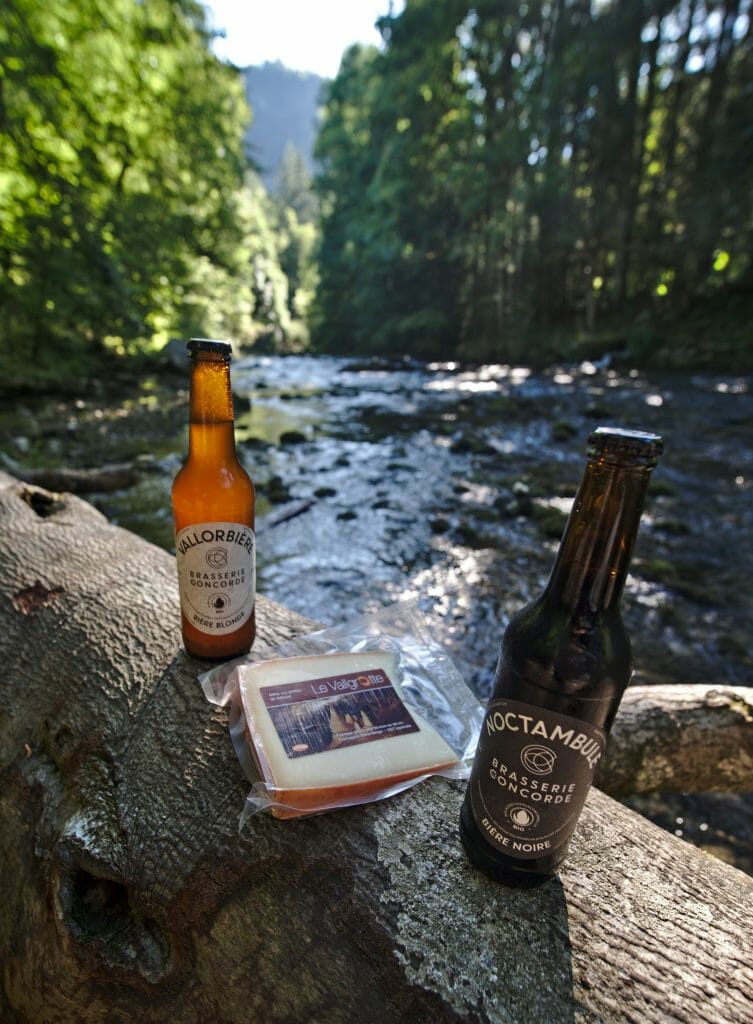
xmin=506 ymin=804 xmax=540 ymax=830
xmin=209 ymin=594 xmax=229 ymax=612
xmin=521 ymin=744 xmax=557 ymax=775
xmin=206 ymin=546 xmax=229 ymax=568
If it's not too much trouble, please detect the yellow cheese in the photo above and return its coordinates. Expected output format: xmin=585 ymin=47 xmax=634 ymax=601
xmin=238 ymin=651 xmax=459 ymax=818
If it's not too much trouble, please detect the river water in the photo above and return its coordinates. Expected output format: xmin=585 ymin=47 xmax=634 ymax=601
xmin=4 ymin=354 xmax=752 ymax=869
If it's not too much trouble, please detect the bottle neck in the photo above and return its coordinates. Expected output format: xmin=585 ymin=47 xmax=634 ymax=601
xmin=544 ymin=459 xmax=651 ymax=615
xmin=187 ymin=355 xmax=237 ymax=463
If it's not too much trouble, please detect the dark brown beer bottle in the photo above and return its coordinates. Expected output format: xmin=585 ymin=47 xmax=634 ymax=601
xmin=171 ymin=339 xmax=256 ymax=659
xmin=459 ymin=427 xmax=663 ymax=882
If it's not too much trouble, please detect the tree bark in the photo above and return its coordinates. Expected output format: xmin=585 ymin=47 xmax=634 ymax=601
xmin=598 ymin=682 xmax=753 ymax=797
xmin=11 ymin=461 xmax=147 ymax=494
xmin=1 ymin=471 xmax=752 ymax=1024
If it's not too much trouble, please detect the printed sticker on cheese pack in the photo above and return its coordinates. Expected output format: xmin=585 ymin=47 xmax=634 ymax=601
xmin=260 ymin=668 xmax=420 ymax=758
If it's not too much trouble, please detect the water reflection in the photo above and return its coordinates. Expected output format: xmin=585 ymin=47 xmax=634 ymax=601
xmin=11 ymin=355 xmax=751 ymax=695
xmin=122 ymin=358 xmax=752 ymax=697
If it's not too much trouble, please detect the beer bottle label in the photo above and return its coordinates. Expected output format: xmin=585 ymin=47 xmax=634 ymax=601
xmin=468 ymin=698 xmax=607 ymax=861
xmin=175 ymin=522 xmax=255 ymax=636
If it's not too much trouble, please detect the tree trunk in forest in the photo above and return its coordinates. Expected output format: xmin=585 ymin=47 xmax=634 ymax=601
xmin=612 ymin=0 xmax=667 ymax=309
xmin=1 ymin=471 xmax=752 ymax=1024
xmin=686 ymin=0 xmax=743 ymax=295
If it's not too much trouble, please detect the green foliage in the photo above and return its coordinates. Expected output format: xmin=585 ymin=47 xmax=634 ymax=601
xmin=313 ymin=0 xmax=753 ymax=367
xmin=311 ymin=2 xmax=472 ymax=357
xmin=4 ymin=0 xmax=750 ymax=382
xmin=0 ymin=0 xmax=315 ymax=389
xmin=276 ymin=142 xmax=319 ymax=224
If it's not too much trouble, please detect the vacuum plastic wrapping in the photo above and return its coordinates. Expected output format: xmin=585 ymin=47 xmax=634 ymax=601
xmin=200 ymin=600 xmax=484 ymax=827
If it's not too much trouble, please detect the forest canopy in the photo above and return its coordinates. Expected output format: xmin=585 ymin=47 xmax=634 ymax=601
xmin=0 ymin=0 xmax=315 ymax=388
xmin=313 ymin=0 xmax=753 ymax=367
xmin=1 ymin=0 xmax=751 ymax=387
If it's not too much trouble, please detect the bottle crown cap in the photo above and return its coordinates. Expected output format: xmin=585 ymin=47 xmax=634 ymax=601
xmin=587 ymin=427 xmax=663 ymax=466
xmin=187 ymin=338 xmax=232 ymax=358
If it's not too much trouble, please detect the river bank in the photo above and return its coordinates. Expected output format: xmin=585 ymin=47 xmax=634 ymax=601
xmin=2 ymin=354 xmax=751 ymax=870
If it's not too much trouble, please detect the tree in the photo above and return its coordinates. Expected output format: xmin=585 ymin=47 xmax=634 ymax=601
xmin=313 ymin=0 xmax=753 ymax=366
xmin=276 ymin=142 xmax=318 ymax=224
xmin=310 ymin=43 xmax=385 ymax=352
xmin=313 ymin=1 xmax=470 ymax=358
xmin=0 ymin=0 xmax=252 ymax=381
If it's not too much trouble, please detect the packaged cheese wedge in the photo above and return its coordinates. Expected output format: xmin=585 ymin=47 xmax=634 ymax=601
xmin=200 ymin=599 xmax=485 ymax=826
xmin=237 ymin=651 xmax=460 ymax=818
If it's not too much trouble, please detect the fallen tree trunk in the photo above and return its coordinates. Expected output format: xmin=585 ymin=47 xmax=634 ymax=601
xmin=11 ymin=460 xmax=149 ymax=494
xmin=1 ymin=471 xmax=752 ymax=1024
xmin=597 ymin=682 xmax=753 ymax=796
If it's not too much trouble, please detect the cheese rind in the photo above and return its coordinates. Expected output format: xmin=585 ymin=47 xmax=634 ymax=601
xmin=238 ymin=651 xmax=459 ymax=817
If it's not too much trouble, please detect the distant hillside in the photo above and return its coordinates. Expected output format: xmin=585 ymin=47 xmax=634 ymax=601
xmin=243 ymin=62 xmax=325 ymax=191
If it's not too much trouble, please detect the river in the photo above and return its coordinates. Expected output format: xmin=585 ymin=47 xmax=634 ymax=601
xmin=3 ymin=353 xmax=752 ymax=870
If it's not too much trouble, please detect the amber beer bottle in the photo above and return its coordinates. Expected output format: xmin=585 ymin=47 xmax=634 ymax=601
xmin=459 ymin=427 xmax=663 ymax=881
xmin=171 ymin=339 xmax=256 ymax=659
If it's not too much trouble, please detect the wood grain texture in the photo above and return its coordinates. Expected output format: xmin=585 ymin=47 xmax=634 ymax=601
xmin=1 ymin=471 xmax=751 ymax=1024
xmin=598 ymin=683 xmax=753 ymax=796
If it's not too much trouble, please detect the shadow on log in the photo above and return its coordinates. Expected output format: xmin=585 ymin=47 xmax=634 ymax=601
xmin=1 ymin=471 xmax=752 ymax=1024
